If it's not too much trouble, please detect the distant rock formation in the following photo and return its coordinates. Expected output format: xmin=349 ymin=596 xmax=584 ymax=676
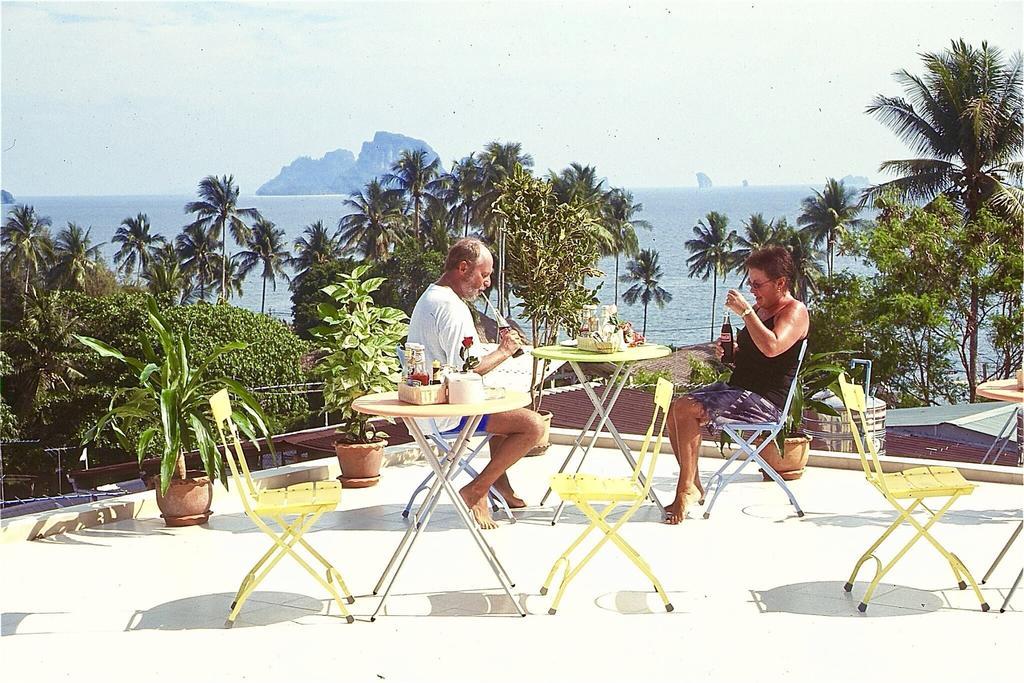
xmin=696 ymin=172 xmax=713 ymax=189
xmin=742 ymin=179 xmax=749 ymax=187
xmin=1 ymin=189 xmax=13 ymax=204
xmin=257 ymin=131 xmax=442 ymax=196
xmin=840 ymin=174 xmax=870 ymax=188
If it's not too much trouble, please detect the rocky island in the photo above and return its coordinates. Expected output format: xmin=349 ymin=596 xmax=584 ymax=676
xmin=1 ymin=190 xmax=14 ymax=204
xmin=257 ymin=131 xmax=442 ymax=195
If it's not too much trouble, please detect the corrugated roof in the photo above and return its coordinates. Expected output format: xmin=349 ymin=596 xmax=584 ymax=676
xmin=887 ymin=402 xmax=1019 ymax=441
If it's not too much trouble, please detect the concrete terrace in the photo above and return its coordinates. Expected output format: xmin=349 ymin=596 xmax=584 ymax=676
xmin=1 ymin=439 xmax=1021 ymax=683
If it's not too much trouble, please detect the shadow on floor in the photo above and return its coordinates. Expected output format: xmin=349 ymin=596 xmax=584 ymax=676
xmin=751 ymin=581 xmax=945 ymax=617
xmin=373 ymin=589 xmax=526 ymax=617
xmin=800 ymin=508 xmax=1022 ymax=529
xmin=124 ymin=591 xmax=336 ymax=630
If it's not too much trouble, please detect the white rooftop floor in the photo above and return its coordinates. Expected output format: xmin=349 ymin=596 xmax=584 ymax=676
xmin=2 ymin=443 xmax=1021 ymax=683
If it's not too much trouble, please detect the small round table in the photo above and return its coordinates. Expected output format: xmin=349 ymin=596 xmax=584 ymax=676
xmin=975 ymin=378 xmax=1023 ymax=613
xmin=353 ymin=389 xmax=531 ymax=620
xmin=531 ymin=343 xmax=672 ymax=523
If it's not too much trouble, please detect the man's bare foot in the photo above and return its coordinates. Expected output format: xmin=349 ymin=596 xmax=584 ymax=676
xmin=493 ymin=487 xmax=526 ymax=509
xmin=685 ymin=487 xmax=703 ymax=507
xmin=460 ymin=486 xmax=498 ymax=530
xmin=665 ymin=498 xmax=686 ymax=525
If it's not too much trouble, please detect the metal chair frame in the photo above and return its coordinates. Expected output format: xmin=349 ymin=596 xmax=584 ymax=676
xmin=702 ymin=339 xmax=808 ymax=519
xmin=836 ymin=374 xmax=989 ymax=613
xmin=209 ymin=389 xmax=355 ymax=627
xmin=541 ymin=378 xmax=675 ymax=614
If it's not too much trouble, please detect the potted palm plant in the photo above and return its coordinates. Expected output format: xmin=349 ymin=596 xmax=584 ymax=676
xmin=494 ymin=165 xmax=603 ymax=454
xmin=310 ymin=265 xmax=408 ymax=487
xmin=76 ymin=296 xmax=274 ymax=526
xmin=758 ymin=350 xmax=847 ymax=480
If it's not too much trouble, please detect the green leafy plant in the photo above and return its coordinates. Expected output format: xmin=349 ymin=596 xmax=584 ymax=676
xmin=310 ymin=265 xmax=408 ymax=444
xmin=495 ymin=165 xmax=603 ymax=410
xmin=775 ymin=350 xmax=849 ymax=452
xmin=75 ymin=295 xmax=274 ymax=494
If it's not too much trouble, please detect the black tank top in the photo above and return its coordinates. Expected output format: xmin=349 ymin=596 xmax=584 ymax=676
xmin=728 ymin=314 xmax=805 ymax=410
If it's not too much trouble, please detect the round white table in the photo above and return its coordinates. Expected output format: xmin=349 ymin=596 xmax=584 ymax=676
xmin=353 ymin=389 xmax=531 ymax=620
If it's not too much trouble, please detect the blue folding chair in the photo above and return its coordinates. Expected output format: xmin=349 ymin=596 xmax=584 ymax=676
xmin=395 ymin=347 xmax=515 ymax=522
xmin=702 ymin=339 xmax=808 ymax=519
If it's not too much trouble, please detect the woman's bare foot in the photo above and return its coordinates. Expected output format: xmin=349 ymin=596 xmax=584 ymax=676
xmin=665 ymin=498 xmax=686 ymax=525
xmin=460 ymin=486 xmax=498 ymax=529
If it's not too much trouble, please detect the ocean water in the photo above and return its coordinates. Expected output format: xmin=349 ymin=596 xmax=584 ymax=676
xmin=7 ymin=186 xmax=872 ymax=347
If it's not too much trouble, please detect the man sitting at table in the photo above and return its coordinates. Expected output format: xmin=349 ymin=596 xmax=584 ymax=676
xmin=407 ymin=237 xmax=545 ymax=529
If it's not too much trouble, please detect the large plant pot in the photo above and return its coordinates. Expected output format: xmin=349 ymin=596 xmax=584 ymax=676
xmin=758 ymin=435 xmax=811 ymax=481
xmin=154 ymin=472 xmax=213 ymax=527
xmin=526 ymin=411 xmax=553 ymax=456
xmin=335 ymin=439 xmax=386 ymax=488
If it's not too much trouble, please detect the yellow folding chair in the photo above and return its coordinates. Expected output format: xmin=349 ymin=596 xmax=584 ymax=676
xmin=209 ymin=389 xmax=355 ymax=627
xmin=541 ymin=377 xmax=675 ymax=614
xmin=836 ymin=374 xmax=989 ymax=612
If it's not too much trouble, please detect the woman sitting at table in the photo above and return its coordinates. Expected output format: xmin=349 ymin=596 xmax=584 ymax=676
xmin=665 ymin=245 xmax=809 ymax=524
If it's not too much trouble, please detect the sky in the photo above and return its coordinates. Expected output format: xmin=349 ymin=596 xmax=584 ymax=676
xmin=1 ymin=0 xmax=1021 ymax=196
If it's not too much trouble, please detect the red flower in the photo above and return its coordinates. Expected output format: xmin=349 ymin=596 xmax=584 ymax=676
xmin=462 ymin=336 xmax=474 ymax=348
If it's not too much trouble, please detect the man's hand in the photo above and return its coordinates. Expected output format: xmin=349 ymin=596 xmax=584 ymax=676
xmin=498 ymin=327 xmax=524 ymax=357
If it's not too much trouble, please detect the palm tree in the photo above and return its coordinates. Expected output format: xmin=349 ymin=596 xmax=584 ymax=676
xmin=112 ymin=213 xmax=165 ymax=284
xmin=602 ymin=188 xmax=652 ymax=303
xmin=338 ymin=179 xmax=408 ymax=261
xmin=176 ymin=223 xmax=221 ymax=300
xmin=235 ymin=217 xmax=292 ymax=314
xmin=774 ymin=219 xmax=825 ymax=302
xmin=550 ymin=163 xmax=608 ymax=217
xmin=685 ymin=211 xmax=736 ymax=340
xmin=475 ymin=140 xmax=535 ymax=232
xmin=620 ymin=248 xmax=673 ymax=336
xmin=865 ymin=40 xmax=1022 ymax=223
xmin=1 ymin=205 xmax=54 ymax=302
xmin=420 ymin=193 xmax=455 ymax=253
xmin=797 ymin=178 xmax=866 ymax=276
xmin=383 ymin=149 xmax=441 ymax=243
xmin=184 ymin=174 xmax=260 ymax=301
xmin=292 ymin=220 xmax=342 ymax=282
xmin=731 ymin=213 xmax=781 ymax=283
xmin=865 ymin=40 xmax=1023 ymax=397
xmin=143 ymin=244 xmax=198 ymax=304
xmin=435 ymin=153 xmax=484 ymax=237
xmin=48 ymin=223 xmax=104 ymax=291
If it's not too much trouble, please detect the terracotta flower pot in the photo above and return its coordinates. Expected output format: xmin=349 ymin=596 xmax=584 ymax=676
xmin=526 ymin=411 xmax=553 ymax=456
xmin=758 ymin=435 xmax=811 ymax=481
xmin=335 ymin=439 xmax=386 ymax=488
xmin=154 ymin=472 xmax=213 ymax=527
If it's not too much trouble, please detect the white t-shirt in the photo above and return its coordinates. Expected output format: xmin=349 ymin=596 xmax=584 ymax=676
xmin=407 ymin=283 xmax=482 ymax=432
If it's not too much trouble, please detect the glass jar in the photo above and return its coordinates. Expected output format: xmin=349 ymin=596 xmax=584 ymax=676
xmin=404 ymin=342 xmax=428 ymax=385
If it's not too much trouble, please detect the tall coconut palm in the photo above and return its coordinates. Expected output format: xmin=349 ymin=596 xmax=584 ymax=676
xmin=731 ymin=213 xmax=780 ymax=282
xmin=436 ymin=153 xmax=484 ymax=237
xmin=420 ymin=193 xmax=455 ymax=253
xmin=602 ymin=188 xmax=652 ymax=303
xmin=1 ymin=205 xmax=54 ymax=301
xmin=176 ymin=223 xmax=221 ymax=300
xmin=292 ymin=220 xmax=342 ymax=282
xmin=550 ymin=163 xmax=608 ymax=217
xmin=382 ymin=149 xmax=441 ymax=243
xmin=112 ymin=212 xmax=165 ymax=284
xmin=797 ymin=178 xmax=866 ymax=276
xmin=338 ymin=179 xmax=408 ymax=261
xmin=686 ymin=211 xmax=736 ymax=340
xmin=774 ymin=219 xmax=825 ymax=302
xmin=866 ymin=40 xmax=1022 ymax=223
xmin=235 ymin=217 xmax=292 ymax=314
xmin=48 ymin=223 xmax=104 ymax=291
xmin=620 ymin=248 xmax=673 ymax=336
xmin=143 ymin=244 xmax=198 ymax=305
xmin=866 ymin=40 xmax=1023 ymax=396
xmin=183 ymin=174 xmax=260 ymax=301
